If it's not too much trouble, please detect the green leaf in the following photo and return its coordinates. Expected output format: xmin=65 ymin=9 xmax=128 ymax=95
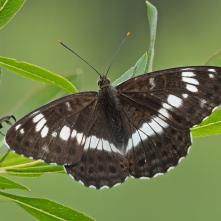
xmin=0 ymin=176 xmax=28 ymax=190
xmin=112 ymin=1 xmax=157 ymax=86
xmin=0 ymin=152 xmax=64 ymax=177
xmin=146 ymin=1 xmax=158 ymax=72
xmin=192 ymin=108 xmax=221 ymax=137
xmin=6 ymin=165 xmax=64 ymax=177
xmin=112 ymin=52 xmax=148 ymax=86
xmin=0 ymin=0 xmax=25 ymax=30
xmin=0 ymin=191 xmax=94 ymax=221
xmin=0 ymin=56 xmax=77 ymax=93
xmin=0 ymin=152 xmax=33 ymax=168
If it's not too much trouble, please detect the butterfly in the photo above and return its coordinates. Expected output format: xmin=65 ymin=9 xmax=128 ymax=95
xmin=4 ymin=65 xmax=221 ymax=189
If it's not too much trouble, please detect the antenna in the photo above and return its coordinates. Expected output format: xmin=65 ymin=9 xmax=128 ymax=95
xmin=105 ymin=32 xmax=132 ymax=76
xmin=58 ymin=41 xmax=102 ymax=77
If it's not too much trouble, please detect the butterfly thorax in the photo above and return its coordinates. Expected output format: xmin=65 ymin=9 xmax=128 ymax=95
xmin=98 ymin=77 xmax=130 ymax=154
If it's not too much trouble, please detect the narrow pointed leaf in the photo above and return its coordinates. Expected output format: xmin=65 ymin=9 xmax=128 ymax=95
xmin=0 ymin=0 xmax=25 ymax=30
xmin=0 ymin=191 xmax=94 ymax=221
xmin=146 ymin=0 xmax=158 ymax=72
xmin=192 ymin=108 xmax=221 ymax=137
xmin=0 ymin=152 xmax=41 ymax=168
xmin=0 ymin=56 xmax=77 ymax=93
xmin=112 ymin=52 xmax=148 ymax=86
xmin=0 ymin=152 xmax=64 ymax=177
xmin=6 ymin=165 xmax=64 ymax=177
xmin=0 ymin=176 xmax=28 ymax=190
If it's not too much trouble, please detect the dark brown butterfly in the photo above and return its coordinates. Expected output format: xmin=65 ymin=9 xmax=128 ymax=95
xmin=5 ymin=65 xmax=221 ymax=189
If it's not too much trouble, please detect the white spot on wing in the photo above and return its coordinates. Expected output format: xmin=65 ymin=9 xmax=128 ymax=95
xmin=15 ymin=124 xmax=21 ymax=130
xmin=209 ymin=73 xmax=214 ymax=78
xmin=20 ymin=128 xmax=24 ymax=134
xmin=154 ymin=117 xmax=168 ymax=128
xmin=200 ymin=99 xmax=207 ymax=108
xmin=158 ymin=108 xmax=170 ymax=119
xmin=41 ymin=126 xmax=49 ymax=138
xmin=167 ymin=95 xmax=183 ymax=108
xmin=149 ymin=120 xmax=163 ymax=134
xmin=36 ymin=118 xmax=46 ymax=132
xmin=90 ymin=136 xmax=99 ymax=148
xmin=208 ymin=68 xmax=216 ymax=73
xmin=84 ymin=137 xmax=91 ymax=150
xmin=186 ymin=84 xmax=198 ymax=93
xmin=140 ymin=122 xmax=154 ymax=136
xmin=76 ymin=133 xmax=83 ymax=144
xmin=42 ymin=145 xmax=49 ymax=153
xmin=182 ymin=71 xmax=195 ymax=77
xmin=71 ymin=129 xmax=77 ymax=138
xmin=100 ymin=185 xmax=109 ymax=190
xmin=97 ymin=139 xmax=103 ymax=150
xmin=52 ymin=131 xmax=57 ymax=137
xmin=33 ymin=113 xmax=44 ymax=123
xmin=182 ymin=94 xmax=188 ymax=99
xmin=149 ymin=78 xmax=156 ymax=90
xmin=110 ymin=143 xmax=120 ymax=153
xmin=126 ymin=138 xmax=133 ymax=152
xmin=162 ymin=102 xmax=172 ymax=110
xmin=131 ymin=130 xmax=141 ymax=147
xmin=182 ymin=77 xmax=199 ymax=85
xmin=153 ymin=173 xmax=164 ymax=178
xmin=60 ymin=125 xmax=71 ymax=141
xmin=102 ymin=139 xmax=111 ymax=152
xmin=65 ymin=102 xmax=72 ymax=111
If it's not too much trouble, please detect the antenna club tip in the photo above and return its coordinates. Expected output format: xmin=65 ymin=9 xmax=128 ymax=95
xmin=126 ymin=32 xmax=132 ymax=37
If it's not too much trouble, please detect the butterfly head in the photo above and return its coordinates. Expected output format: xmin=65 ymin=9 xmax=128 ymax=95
xmin=98 ymin=75 xmax=111 ymax=89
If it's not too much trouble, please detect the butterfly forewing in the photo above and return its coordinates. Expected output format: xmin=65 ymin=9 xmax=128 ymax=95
xmin=118 ymin=66 xmax=221 ymax=128
xmin=5 ymin=92 xmax=97 ymax=165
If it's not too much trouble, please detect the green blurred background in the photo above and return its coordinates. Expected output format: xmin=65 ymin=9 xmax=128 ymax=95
xmin=1 ymin=0 xmax=221 ymax=220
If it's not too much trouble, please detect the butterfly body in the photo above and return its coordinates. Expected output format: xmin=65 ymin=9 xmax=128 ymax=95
xmin=98 ymin=79 xmax=130 ymax=154
xmin=5 ymin=66 xmax=221 ymax=189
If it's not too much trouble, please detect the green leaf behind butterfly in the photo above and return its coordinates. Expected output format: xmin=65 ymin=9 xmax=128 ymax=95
xmin=192 ymin=108 xmax=221 ymax=137
xmin=0 ymin=176 xmax=29 ymax=190
xmin=0 ymin=191 xmax=95 ymax=221
xmin=0 ymin=152 xmax=64 ymax=177
xmin=0 ymin=0 xmax=25 ymax=30
xmin=112 ymin=52 xmax=148 ymax=86
xmin=146 ymin=0 xmax=158 ymax=72
xmin=0 ymin=56 xmax=77 ymax=94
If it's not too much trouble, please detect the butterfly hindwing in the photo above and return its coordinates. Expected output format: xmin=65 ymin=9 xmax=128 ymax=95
xmin=5 ymin=92 xmax=97 ymax=165
xmin=65 ymin=149 xmax=129 ymax=189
